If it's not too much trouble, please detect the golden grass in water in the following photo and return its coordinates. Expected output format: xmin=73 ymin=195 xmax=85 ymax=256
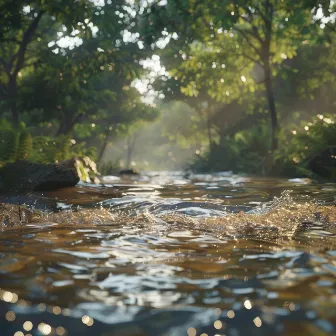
xmin=1 ymin=199 xmax=335 ymax=240
xmin=199 ymin=203 xmax=335 ymax=237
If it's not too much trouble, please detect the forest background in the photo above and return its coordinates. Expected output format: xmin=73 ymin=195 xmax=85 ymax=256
xmin=0 ymin=0 xmax=335 ymax=179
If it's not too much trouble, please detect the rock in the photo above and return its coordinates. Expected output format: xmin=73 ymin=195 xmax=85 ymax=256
xmin=58 ymin=158 xmax=77 ymax=169
xmin=0 ymin=161 xmax=79 ymax=193
xmin=119 ymin=168 xmax=140 ymax=176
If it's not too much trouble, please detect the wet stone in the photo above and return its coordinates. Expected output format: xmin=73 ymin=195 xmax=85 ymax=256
xmin=0 ymin=161 xmax=79 ymax=193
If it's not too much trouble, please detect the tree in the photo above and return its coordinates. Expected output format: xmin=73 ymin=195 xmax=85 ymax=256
xmin=0 ymin=1 xmax=93 ymax=124
xmin=139 ymin=0 xmax=328 ymax=151
xmin=0 ymin=0 xmax=136 ymax=125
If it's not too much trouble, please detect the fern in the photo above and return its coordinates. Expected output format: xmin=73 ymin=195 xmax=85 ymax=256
xmin=0 ymin=120 xmax=98 ymax=177
xmin=16 ymin=131 xmax=33 ymax=160
xmin=55 ymin=136 xmax=71 ymax=162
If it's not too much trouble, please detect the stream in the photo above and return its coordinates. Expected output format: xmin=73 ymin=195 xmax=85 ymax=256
xmin=0 ymin=171 xmax=335 ymax=336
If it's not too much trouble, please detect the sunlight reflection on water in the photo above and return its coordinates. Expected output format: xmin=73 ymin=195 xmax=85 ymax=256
xmin=0 ymin=172 xmax=335 ymax=335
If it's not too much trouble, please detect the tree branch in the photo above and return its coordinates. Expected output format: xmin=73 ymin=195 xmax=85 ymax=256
xmin=12 ymin=11 xmax=44 ymax=78
xmin=234 ymin=1 xmax=265 ymax=44
xmin=253 ymin=4 xmax=269 ymax=25
xmin=238 ymin=51 xmax=263 ymax=66
xmin=233 ymin=26 xmax=262 ymax=57
xmin=238 ymin=13 xmax=264 ymax=44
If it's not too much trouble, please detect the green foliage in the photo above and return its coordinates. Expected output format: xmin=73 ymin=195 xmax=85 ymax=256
xmin=190 ymin=115 xmax=336 ymax=178
xmin=0 ymin=0 xmax=335 ymax=179
xmin=190 ymin=122 xmax=270 ymax=174
xmin=55 ymin=136 xmax=71 ymax=162
xmin=0 ymin=129 xmax=18 ymax=163
xmin=275 ymin=114 xmax=336 ymax=178
xmin=0 ymin=0 xmax=153 ymax=138
xmin=31 ymin=136 xmax=96 ymax=164
xmin=0 ymin=119 xmax=21 ymax=163
xmin=16 ymin=131 xmax=33 ymax=160
xmin=0 ymin=120 xmax=96 ymax=167
xmin=140 ymin=0 xmax=329 ymax=152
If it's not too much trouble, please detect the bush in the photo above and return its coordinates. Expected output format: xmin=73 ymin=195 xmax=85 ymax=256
xmin=0 ymin=119 xmax=97 ymax=166
xmin=190 ymin=121 xmax=270 ymax=174
xmin=0 ymin=119 xmax=20 ymax=163
xmin=275 ymin=114 xmax=336 ymax=179
xmin=31 ymin=136 xmax=97 ymax=164
xmin=17 ymin=131 xmax=33 ymax=160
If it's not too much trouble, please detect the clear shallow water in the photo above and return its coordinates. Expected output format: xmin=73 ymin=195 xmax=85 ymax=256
xmin=0 ymin=172 xmax=335 ymax=336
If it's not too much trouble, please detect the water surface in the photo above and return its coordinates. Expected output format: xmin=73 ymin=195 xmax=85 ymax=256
xmin=0 ymin=172 xmax=335 ymax=336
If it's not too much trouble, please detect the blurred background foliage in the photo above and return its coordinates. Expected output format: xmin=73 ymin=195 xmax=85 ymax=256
xmin=0 ymin=0 xmax=335 ymax=179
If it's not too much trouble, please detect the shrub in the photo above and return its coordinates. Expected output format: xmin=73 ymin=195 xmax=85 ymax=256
xmin=275 ymin=114 xmax=336 ymax=179
xmin=31 ymin=136 xmax=97 ymax=164
xmin=189 ymin=121 xmax=270 ymax=174
xmin=17 ymin=131 xmax=33 ymax=160
xmin=0 ymin=119 xmax=97 ymax=166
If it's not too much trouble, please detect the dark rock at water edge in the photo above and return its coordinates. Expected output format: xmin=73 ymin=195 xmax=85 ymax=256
xmin=119 ymin=168 xmax=140 ymax=176
xmin=0 ymin=161 xmax=79 ymax=193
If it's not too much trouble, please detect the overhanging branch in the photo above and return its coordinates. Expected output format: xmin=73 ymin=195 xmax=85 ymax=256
xmin=12 ymin=11 xmax=44 ymax=78
xmin=234 ymin=26 xmax=262 ymax=57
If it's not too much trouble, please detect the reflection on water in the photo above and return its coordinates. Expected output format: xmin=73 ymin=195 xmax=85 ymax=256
xmin=0 ymin=172 xmax=335 ymax=335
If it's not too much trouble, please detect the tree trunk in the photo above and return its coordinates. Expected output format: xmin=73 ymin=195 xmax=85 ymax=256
xmin=10 ymin=99 xmax=19 ymax=126
xmin=57 ymin=122 xmax=70 ymax=136
xmin=9 ymin=77 xmax=19 ymax=126
xmin=206 ymin=109 xmax=212 ymax=147
xmin=97 ymin=129 xmax=110 ymax=165
xmin=57 ymin=113 xmax=85 ymax=136
xmin=125 ymin=133 xmax=137 ymax=168
xmin=6 ymin=11 xmax=44 ymax=126
xmin=263 ymin=57 xmax=278 ymax=151
xmin=262 ymin=0 xmax=278 ymax=152
xmin=126 ymin=137 xmax=133 ymax=168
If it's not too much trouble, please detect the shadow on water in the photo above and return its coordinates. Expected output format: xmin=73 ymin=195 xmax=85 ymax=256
xmin=0 ymin=172 xmax=335 ymax=335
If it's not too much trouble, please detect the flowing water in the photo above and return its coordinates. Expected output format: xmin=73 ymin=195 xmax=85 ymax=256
xmin=0 ymin=172 xmax=336 ymax=336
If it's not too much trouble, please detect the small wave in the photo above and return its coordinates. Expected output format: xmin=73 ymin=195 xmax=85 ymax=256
xmin=101 ymin=196 xmax=253 ymax=217
xmin=1 ymin=191 xmax=335 ymax=242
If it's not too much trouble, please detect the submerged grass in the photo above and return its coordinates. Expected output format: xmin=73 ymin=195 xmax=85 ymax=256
xmin=1 ymin=197 xmax=335 ymax=242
